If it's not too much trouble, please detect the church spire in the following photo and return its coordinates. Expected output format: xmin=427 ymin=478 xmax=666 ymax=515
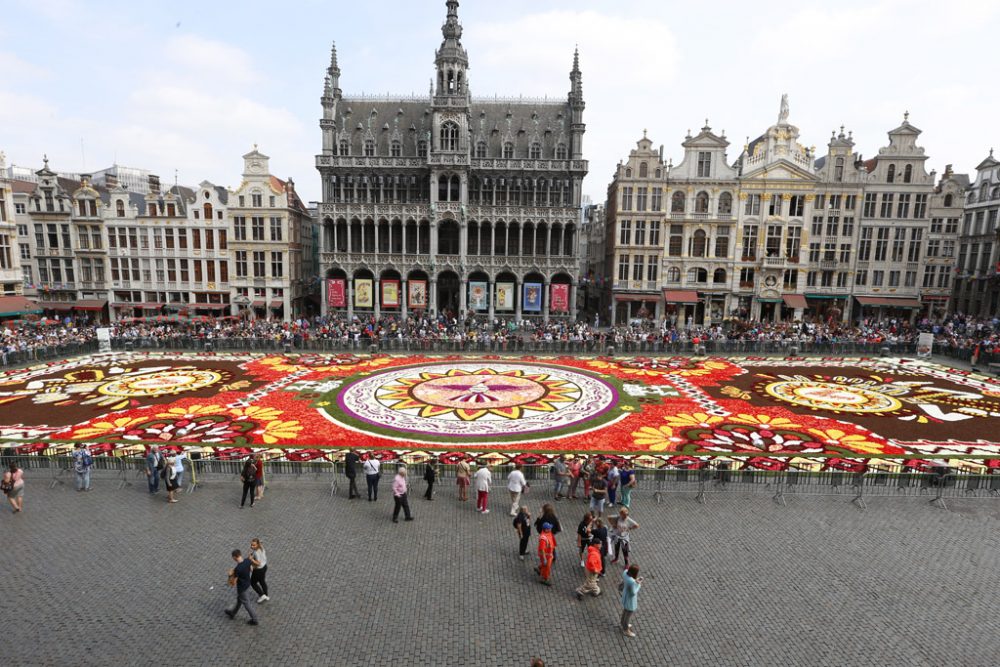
xmin=569 ymin=47 xmax=583 ymax=104
xmin=326 ymin=41 xmax=342 ymax=98
xmin=434 ymin=0 xmax=468 ymax=98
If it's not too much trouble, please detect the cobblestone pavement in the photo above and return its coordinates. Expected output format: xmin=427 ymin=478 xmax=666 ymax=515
xmin=2 ymin=473 xmax=999 ymax=667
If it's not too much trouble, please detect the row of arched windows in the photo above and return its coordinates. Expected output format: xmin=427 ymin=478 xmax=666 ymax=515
xmin=663 ymin=267 xmax=727 ymax=284
xmin=335 ymin=134 xmax=569 ymax=161
xmin=669 ymin=191 xmax=733 ymax=215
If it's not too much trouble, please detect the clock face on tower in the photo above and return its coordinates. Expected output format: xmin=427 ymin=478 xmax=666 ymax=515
xmin=249 ymin=160 xmax=262 ymax=172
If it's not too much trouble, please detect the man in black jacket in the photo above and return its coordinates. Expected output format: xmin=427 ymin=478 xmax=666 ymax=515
xmin=344 ymin=449 xmax=360 ymax=499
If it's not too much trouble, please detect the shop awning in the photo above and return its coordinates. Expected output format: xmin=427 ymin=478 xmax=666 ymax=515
xmin=250 ymin=300 xmax=266 ymax=308
xmin=269 ymin=300 xmax=284 ymax=309
xmin=662 ymin=290 xmax=700 ymax=304
xmin=37 ymin=302 xmax=73 ymax=311
xmin=921 ymin=295 xmax=950 ymax=301
xmin=614 ymin=293 xmax=657 ymax=302
xmin=782 ymin=293 xmax=808 ymax=309
xmin=137 ymin=303 xmax=164 ymax=309
xmin=190 ymin=303 xmax=229 ymax=311
xmin=805 ymin=294 xmax=846 ymax=300
xmin=74 ymin=299 xmax=107 ymax=311
xmin=756 ymin=298 xmax=783 ymax=303
xmin=856 ymin=296 xmax=922 ymax=308
xmin=0 ymin=296 xmax=42 ymax=318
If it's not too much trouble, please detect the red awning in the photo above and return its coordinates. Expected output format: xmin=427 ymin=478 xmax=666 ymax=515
xmin=74 ymin=299 xmax=107 ymax=311
xmin=0 ymin=296 xmax=41 ymax=317
xmin=37 ymin=302 xmax=73 ymax=311
xmin=250 ymin=300 xmax=266 ymax=308
xmin=614 ymin=293 xmax=656 ymax=302
xmin=190 ymin=303 xmax=229 ymax=311
xmin=856 ymin=296 xmax=922 ymax=308
xmin=269 ymin=300 xmax=284 ymax=309
xmin=136 ymin=303 xmax=164 ymax=309
xmin=782 ymin=293 xmax=808 ymax=309
xmin=921 ymin=295 xmax=950 ymax=301
xmin=662 ymin=290 xmax=700 ymax=304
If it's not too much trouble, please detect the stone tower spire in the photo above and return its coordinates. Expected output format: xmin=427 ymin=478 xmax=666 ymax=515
xmin=569 ymin=48 xmax=586 ymax=161
xmin=327 ymin=42 xmax=342 ymax=98
xmin=320 ymin=40 xmax=342 ymax=155
xmin=434 ymin=0 xmax=469 ymax=98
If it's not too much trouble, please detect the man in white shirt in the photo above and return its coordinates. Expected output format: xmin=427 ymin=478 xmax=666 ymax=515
xmin=473 ymin=462 xmax=492 ymax=514
xmin=363 ymin=455 xmax=381 ymax=502
xmin=173 ymin=451 xmax=187 ymax=490
xmin=507 ymin=463 xmax=529 ymax=516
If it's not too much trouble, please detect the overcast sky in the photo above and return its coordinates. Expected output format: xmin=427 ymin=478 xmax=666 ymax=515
xmin=2 ymin=0 xmax=998 ymax=204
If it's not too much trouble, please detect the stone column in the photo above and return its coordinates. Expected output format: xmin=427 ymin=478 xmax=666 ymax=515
xmin=374 ymin=279 xmax=381 ymax=319
xmin=487 ymin=280 xmax=495 ymax=323
xmin=430 ymin=277 xmax=438 ymax=317
xmin=543 ymin=279 xmax=550 ymax=323
xmin=401 ymin=280 xmax=408 ymax=319
xmin=515 ymin=278 xmax=522 ymax=321
xmin=459 ymin=273 xmax=467 ymax=315
xmin=347 ymin=283 xmax=354 ymax=320
xmin=321 ymin=278 xmax=328 ymax=317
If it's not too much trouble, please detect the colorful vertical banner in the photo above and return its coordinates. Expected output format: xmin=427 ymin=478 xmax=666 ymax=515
xmin=495 ymin=282 xmax=514 ymax=310
xmin=381 ymin=280 xmax=400 ymax=308
xmin=327 ymin=279 xmax=346 ymax=308
xmin=523 ymin=282 xmax=542 ymax=312
xmin=469 ymin=281 xmax=488 ymax=311
xmin=354 ymin=278 xmax=374 ymax=308
xmin=408 ymin=280 xmax=428 ymax=308
xmin=550 ymin=283 xmax=569 ymax=312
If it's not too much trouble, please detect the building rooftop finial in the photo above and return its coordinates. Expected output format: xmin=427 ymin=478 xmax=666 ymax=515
xmin=904 ymin=110 xmax=910 ymax=122
xmin=991 ymin=147 xmax=995 ymax=158
xmin=330 ymin=41 xmax=339 ymax=72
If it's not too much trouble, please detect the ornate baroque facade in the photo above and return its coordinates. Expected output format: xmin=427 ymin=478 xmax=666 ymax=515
xmin=316 ymin=0 xmax=587 ymax=321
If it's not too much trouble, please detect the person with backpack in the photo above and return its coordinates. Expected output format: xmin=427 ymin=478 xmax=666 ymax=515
xmin=72 ymin=443 xmax=94 ymax=492
xmin=240 ymin=456 xmax=257 ymax=508
xmin=575 ymin=537 xmax=603 ymax=600
xmin=145 ymin=445 xmax=164 ymax=494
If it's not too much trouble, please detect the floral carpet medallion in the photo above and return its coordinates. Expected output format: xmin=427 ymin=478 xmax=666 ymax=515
xmin=2 ymin=352 xmax=1000 ymax=467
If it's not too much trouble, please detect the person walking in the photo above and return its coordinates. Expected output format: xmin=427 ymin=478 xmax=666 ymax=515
xmin=575 ymin=538 xmax=603 ymax=600
xmin=225 ymin=549 xmax=259 ymax=626
xmin=423 ymin=459 xmax=437 ymax=500
xmin=172 ymin=450 xmax=187 ymax=490
xmin=456 ymin=457 xmax=471 ymax=501
xmin=619 ymin=462 xmax=637 ymax=508
xmin=536 ymin=523 xmax=556 ymax=586
xmin=606 ymin=461 xmax=620 ymax=507
xmin=507 ymin=463 xmax=529 ymax=516
xmin=610 ymin=507 xmax=639 ymax=568
xmin=589 ymin=471 xmax=608 ymax=515
xmin=567 ymin=457 xmax=582 ymax=499
xmin=163 ymin=455 xmax=180 ymax=504
xmin=344 ymin=449 xmax=361 ymax=499
xmin=363 ymin=454 xmax=381 ymax=502
xmin=582 ymin=456 xmax=595 ymax=499
xmin=253 ymin=453 xmax=265 ymax=501
xmin=391 ymin=466 xmax=413 ymax=523
xmin=72 ymin=443 xmax=93 ymax=492
xmin=552 ymin=456 xmax=571 ymax=501
xmin=249 ymin=538 xmax=269 ymax=603
xmin=145 ymin=445 xmax=163 ymax=494
xmin=620 ymin=564 xmax=643 ymax=637
xmin=576 ymin=511 xmax=593 ymax=565
xmin=473 ymin=461 xmax=492 ymax=513
xmin=2 ymin=463 xmax=24 ymax=513
xmin=240 ymin=456 xmax=257 ymax=508
xmin=513 ymin=505 xmax=531 ymax=560
xmin=591 ymin=517 xmax=609 ymax=578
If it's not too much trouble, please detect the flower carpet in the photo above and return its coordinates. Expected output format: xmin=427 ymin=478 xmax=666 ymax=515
xmin=1 ymin=351 xmax=999 ymax=471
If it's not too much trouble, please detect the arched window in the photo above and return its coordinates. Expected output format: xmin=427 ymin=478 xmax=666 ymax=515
xmin=639 ymin=162 xmax=648 ymax=178
xmin=834 ymin=157 xmax=844 ymax=182
xmin=338 ymin=139 xmax=349 ymax=155
xmin=475 ymin=141 xmax=487 ymax=158
xmin=655 ymin=168 xmax=661 ymax=179
xmin=529 ymin=143 xmax=541 ymax=159
xmin=502 ymin=142 xmax=514 ymax=159
xmin=944 ymin=193 xmax=953 ymax=207
xmin=687 ymin=267 xmax=707 ymax=283
xmin=440 ymin=121 xmax=459 ymax=151
xmin=390 ymin=140 xmax=402 ymax=157
xmin=116 ymin=199 xmax=125 ymax=217
xmin=887 ymin=164 xmax=896 ymax=183
xmin=713 ymin=268 xmax=726 ymax=284
xmin=555 ymin=143 xmax=567 ymax=159
xmin=993 ymin=187 xmax=1000 ymax=200
xmin=695 ymin=191 xmax=710 ymax=214
xmin=981 ymin=182 xmax=989 ymax=201
xmin=718 ymin=192 xmax=733 ymax=216
xmin=903 ymin=164 xmax=912 ymax=183
xmin=364 ymin=138 xmax=375 ymax=157
xmin=666 ymin=267 xmax=681 ymax=283
xmin=203 ymin=203 xmax=213 ymax=221
xmin=691 ymin=229 xmax=707 ymax=257
xmin=671 ymin=191 xmax=685 ymax=213
xmin=625 ymin=167 xmax=632 ymax=178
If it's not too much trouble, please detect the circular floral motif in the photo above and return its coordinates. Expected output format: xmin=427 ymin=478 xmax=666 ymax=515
xmin=98 ymin=369 xmax=224 ymax=398
xmin=763 ymin=380 xmax=903 ymax=414
xmin=330 ymin=362 xmax=620 ymax=441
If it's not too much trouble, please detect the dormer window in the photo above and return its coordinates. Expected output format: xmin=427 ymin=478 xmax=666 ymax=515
xmin=148 ymin=203 xmax=158 ymax=216
xmin=251 ymin=192 xmax=263 ymax=207
xmin=391 ymin=140 xmax=402 ymax=157
xmin=529 ymin=143 xmax=541 ymax=159
xmin=555 ymin=144 xmax=567 ymax=160
xmin=639 ymin=162 xmax=648 ymax=178
xmin=475 ymin=141 xmax=487 ymax=158
xmin=503 ymin=142 xmax=514 ymax=159
xmin=903 ymin=164 xmax=912 ymax=183
xmin=697 ymin=152 xmax=711 ymax=177
xmin=887 ymin=164 xmax=896 ymax=183
xmin=364 ymin=139 xmax=375 ymax=156
xmin=338 ymin=139 xmax=350 ymax=156
xmin=166 ymin=203 xmax=176 ymax=217
xmin=116 ymin=200 xmax=125 ymax=217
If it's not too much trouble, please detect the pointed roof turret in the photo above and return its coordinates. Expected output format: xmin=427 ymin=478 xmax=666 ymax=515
xmin=569 ymin=47 xmax=583 ymax=105
xmin=325 ymin=41 xmax=342 ymax=98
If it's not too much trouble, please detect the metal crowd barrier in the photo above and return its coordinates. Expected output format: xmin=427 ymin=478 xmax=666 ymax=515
xmin=0 ymin=341 xmax=101 ymax=368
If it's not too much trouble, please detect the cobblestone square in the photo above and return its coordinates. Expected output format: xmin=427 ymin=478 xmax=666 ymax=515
xmin=2 ymin=475 xmax=999 ymax=666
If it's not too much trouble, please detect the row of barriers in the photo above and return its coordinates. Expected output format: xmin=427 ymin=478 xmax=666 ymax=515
xmin=107 ymin=335 xmax=921 ymax=357
xmin=4 ymin=451 xmax=997 ymax=511
xmin=0 ymin=341 xmax=101 ymax=368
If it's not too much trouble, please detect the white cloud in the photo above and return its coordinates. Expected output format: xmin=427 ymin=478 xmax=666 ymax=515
xmin=0 ymin=52 xmax=51 ymax=81
xmin=164 ymin=34 xmax=260 ymax=85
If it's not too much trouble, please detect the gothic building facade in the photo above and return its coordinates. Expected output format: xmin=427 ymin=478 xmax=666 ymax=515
xmin=316 ymin=0 xmax=587 ymax=322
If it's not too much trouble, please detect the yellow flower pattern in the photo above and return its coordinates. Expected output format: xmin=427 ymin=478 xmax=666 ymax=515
xmin=72 ymin=416 xmax=148 ymax=440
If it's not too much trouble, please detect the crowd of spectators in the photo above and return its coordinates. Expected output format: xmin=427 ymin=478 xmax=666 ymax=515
xmin=3 ymin=312 xmax=1000 ymax=362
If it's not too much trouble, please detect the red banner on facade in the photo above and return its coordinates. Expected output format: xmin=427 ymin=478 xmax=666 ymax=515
xmin=327 ymin=279 xmax=346 ymax=308
xmin=550 ymin=283 xmax=569 ymax=312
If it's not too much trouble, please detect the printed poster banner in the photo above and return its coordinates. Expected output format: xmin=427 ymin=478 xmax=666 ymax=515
xmin=354 ymin=278 xmax=374 ymax=308
xmin=495 ymin=282 xmax=514 ymax=310
xmin=550 ymin=284 xmax=569 ymax=312
xmin=381 ymin=280 xmax=400 ymax=308
xmin=523 ymin=282 xmax=543 ymax=312
xmin=469 ymin=281 xmax=489 ymax=311
xmin=408 ymin=280 xmax=428 ymax=309
xmin=327 ymin=279 xmax=346 ymax=308
xmin=917 ymin=331 xmax=934 ymax=358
